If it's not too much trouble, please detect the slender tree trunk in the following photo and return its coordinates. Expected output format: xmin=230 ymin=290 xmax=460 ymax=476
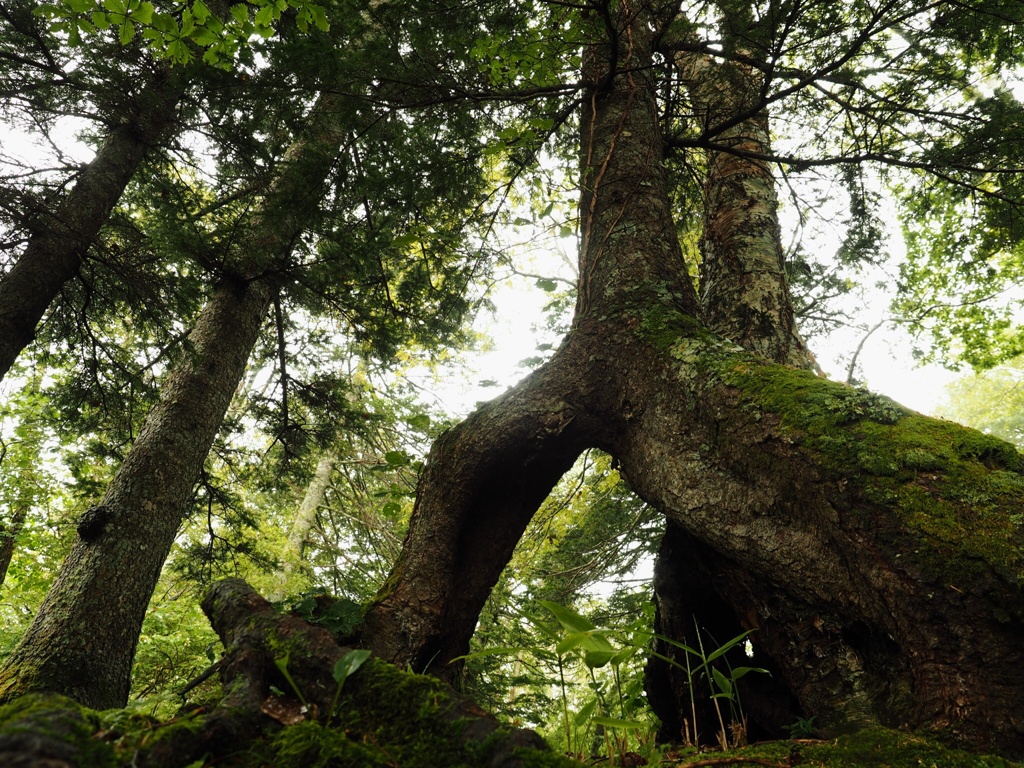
xmin=0 ymin=64 xmax=187 ymax=382
xmin=0 ymin=506 xmax=27 ymax=591
xmin=364 ymin=3 xmax=1024 ymax=755
xmin=0 ymin=94 xmax=350 ymax=709
xmin=0 ymin=279 xmax=272 ymax=708
xmin=269 ymin=449 xmax=337 ymax=601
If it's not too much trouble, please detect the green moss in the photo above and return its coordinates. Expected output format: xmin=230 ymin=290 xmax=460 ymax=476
xmin=103 ymin=704 xmax=209 ymax=760
xmin=703 ymin=357 xmax=1024 ymax=584
xmin=0 ymin=693 xmax=118 ymax=767
xmin=252 ymin=658 xmax=581 ymax=768
xmin=709 ymin=727 xmax=1021 ymax=767
xmin=264 ymin=720 xmax=392 ymax=767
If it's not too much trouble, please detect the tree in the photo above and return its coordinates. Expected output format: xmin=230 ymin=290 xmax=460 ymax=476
xmin=362 ymin=0 xmax=1024 ymax=756
xmin=2 ymin=0 xmax=1024 ymax=758
xmin=0 ymin=0 xmax=190 ymax=382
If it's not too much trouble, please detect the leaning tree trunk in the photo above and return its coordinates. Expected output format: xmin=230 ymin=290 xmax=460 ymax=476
xmin=0 ymin=93 xmax=350 ymax=710
xmin=0 ymin=506 xmax=26 ymax=591
xmin=363 ymin=3 xmax=1024 ymax=756
xmin=0 ymin=279 xmax=273 ymax=709
xmin=0 ymin=63 xmax=187 ymax=382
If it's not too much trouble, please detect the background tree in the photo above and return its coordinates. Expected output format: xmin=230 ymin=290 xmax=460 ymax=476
xmin=0 ymin=0 xmax=497 ymax=709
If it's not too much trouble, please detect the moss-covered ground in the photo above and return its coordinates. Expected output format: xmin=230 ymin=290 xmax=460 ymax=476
xmin=2 ymin=690 xmax=1023 ymax=766
xmin=671 ymin=727 xmax=1023 ymax=767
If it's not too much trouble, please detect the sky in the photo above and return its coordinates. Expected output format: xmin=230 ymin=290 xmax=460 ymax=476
xmin=413 ymin=230 xmax=963 ymax=424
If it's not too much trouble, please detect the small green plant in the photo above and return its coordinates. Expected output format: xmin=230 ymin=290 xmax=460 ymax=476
xmin=783 ymin=715 xmax=818 ymax=739
xmin=327 ymin=648 xmax=372 ymax=725
xmin=273 ymin=647 xmax=372 ymax=725
xmin=273 ymin=650 xmax=310 ymax=709
xmin=641 ymin=623 xmax=767 ymax=750
xmin=461 ymin=600 xmax=765 ymax=764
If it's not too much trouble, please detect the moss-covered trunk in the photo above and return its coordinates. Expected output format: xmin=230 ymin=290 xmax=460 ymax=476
xmin=364 ymin=4 xmax=1024 ymax=756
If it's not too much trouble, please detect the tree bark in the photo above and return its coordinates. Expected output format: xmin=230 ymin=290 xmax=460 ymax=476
xmin=0 ymin=63 xmax=187 ymax=382
xmin=0 ymin=279 xmax=273 ymax=709
xmin=0 ymin=505 xmax=27 ymax=591
xmin=364 ymin=3 xmax=1024 ymax=756
xmin=646 ymin=35 xmax=822 ymax=745
xmin=678 ymin=49 xmax=812 ymax=369
xmin=0 ymin=93 xmax=351 ymax=710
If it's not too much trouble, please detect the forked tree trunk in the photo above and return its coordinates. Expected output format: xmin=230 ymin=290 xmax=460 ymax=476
xmin=0 ymin=93 xmax=350 ymax=709
xmin=364 ymin=3 xmax=1024 ymax=756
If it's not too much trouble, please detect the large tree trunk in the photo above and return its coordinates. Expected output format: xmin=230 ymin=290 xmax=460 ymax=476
xmin=0 ymin=94 xmax=350 ymax=710
xmin=364 ymin=3 xmax=1024 ymax=756
xmin=645 ymin=38 xmax=821 ymax=745
xmin=0 ymin=63 xmax=186 ymax=382
xmin=0 ymin=279 xmax=273 ymax=709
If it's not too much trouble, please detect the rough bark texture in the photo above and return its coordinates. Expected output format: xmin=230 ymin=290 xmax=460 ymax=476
xmin=679 ymin=51 xmax=812 ymax=369
xmin=0 ymin=64 xmax=186 ymax=382
xmin=364 ymin=2 xmax=1024 ymax=757
xmin=0 ymin=279 xmax=273 ymax=709
xmin=0 ymin=93 xmax=351 ymax=710
xmin=646 ymin=39 xmax=821 ymax=745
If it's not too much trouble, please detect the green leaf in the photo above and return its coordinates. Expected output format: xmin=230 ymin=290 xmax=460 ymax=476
xmin=119 ymin=20 xmax=134 ymax=44
xmin=704 ymin=630 xmax=753 ymax=664
xmin=192 ymin=0 xmax=210 ymax=21
xmin=592 ymin=715 xmax=639 ymax=730
xmin=711 ymin=667 xmax=733 ymax=698
xmin=610 ymin=646 xmax=639 ymax=666
xmin=254 ymin=3 xmax=275 ymax=27
xmin=229 ymin=3 xmax=249 ymax=23
xmin=332 ymin=648 xmax=372 ymax=686
xmin=555 ymin=633 xmax=586 ymax=656
xmin=535 ymin=278 xmax=557 ymax=292
xmin=384 ymin=450 xmax=410 ymax=466
xmin=583 ymin=649 xmax=617 ymax=669
xmin=133 ymin=1 xmax=154 ymax=24
xmin=539 ymin=600 xmax=595 ymax=634
xmin=405 ymin=413 xmax=431 ymax=431
xmin=730 ymin=666 xmax=769 ymax=680
xmin=309 ymin=3 xmax=329 ymax=31
xmin=573 ymin=698 xmax=598 ymax=725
